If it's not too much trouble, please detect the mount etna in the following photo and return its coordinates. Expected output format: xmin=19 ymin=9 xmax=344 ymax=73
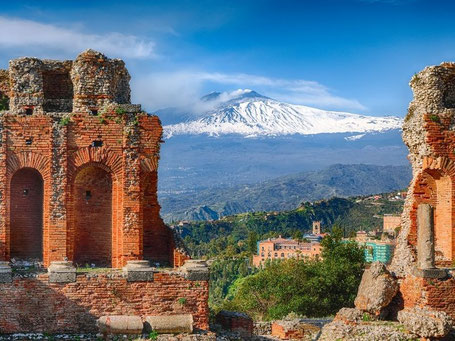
xmin=156 ymin=90 xmax=409 ymax=220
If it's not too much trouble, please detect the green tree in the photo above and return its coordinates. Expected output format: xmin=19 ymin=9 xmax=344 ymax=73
xmin=292 ymin=230 xmax=303 ymax=241
xmin=223 ymin=235 xmax=365 ymax=320
xmin=247 ymin=231 xmax=259 ymax=254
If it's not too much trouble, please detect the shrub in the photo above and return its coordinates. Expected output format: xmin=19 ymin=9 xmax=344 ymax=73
xmin=223 ymin=233 xmax=365 ymax=320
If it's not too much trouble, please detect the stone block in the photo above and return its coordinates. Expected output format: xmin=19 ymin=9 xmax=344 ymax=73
xmin=354 ymin=262 xmax=398 ymax=315
xmin=179 ymin=260 xmax=209 ymax=281
xmin=398 ymin=307 xmax=452 ymax=338
xmin=48 ymin=261 xmax=76 ymax=283
xmin=144 ymin=314 xmax=193 ymax=334
xmin=271 ymin=319 xmax=320 ymax=340
xmin=215 ymin=310 xmax=253 ymax=338
xmin=117 ymin=103 xmax=141 ymax=113
xmin=412 ymin=267 xmax=447 ymax=279
xmin=334 ymin=307 xmax=364 ymax=324
xmin=97 ymin=315 xmax=144 ymax=335
xmin=123 ymin=260 xmax=155 ymax=282
xmin=0 ymin=261 xmax=12 ymax=283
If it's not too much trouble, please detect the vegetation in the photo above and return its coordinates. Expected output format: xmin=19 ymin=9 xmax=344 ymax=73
xmin=59 ymin=116 xmax=71 ymax=126
xmin=161 ymin=164 xmax=411 ymax=222
xmin=0 ymin=93 xmax=9 ymax=111
xmin=179 ymin=192 xmax=404 ymax=319
xmin=219 ymin=228 xmax=365 ymax=320
xmin=115 ymin=106 xmax=126 ymax=116
xmin=181 ymin=194 xmax=403 ymax=259
xmin=209 ymin=258 xmax=255 ymax=308
xmin=429 ymin=114 xmax=440 ymax=123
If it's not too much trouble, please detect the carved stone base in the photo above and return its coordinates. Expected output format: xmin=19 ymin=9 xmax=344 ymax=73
xmin=48 ymin=261 xmax=76 ymax=283
xmin=179 ymin=260 xmax=210 ymax=281
xmin=412 ymin=267 xmax=447 ymax=279
xmin=0 ymin=261 xmax=12 ymax=283
xmin=123 ymin=260 xmax=155 ymax=282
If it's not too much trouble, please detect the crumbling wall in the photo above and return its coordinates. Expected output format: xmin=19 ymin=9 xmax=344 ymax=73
xmin=0 ymin=69 xmax=9 ymax=110
xmin=71 ymin=49 xmax=130 ymax=113
xmin=391 ymin=62 xmax=455 ymax=276
xmin=0 ymin=271 xmax=209 ymax=333
xmin=8 ymin=58 xmax=73 ymax=114
xmin=0 ymin=50 xmax=189 ymax=268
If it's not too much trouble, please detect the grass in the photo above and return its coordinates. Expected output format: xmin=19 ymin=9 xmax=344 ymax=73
xmin=429 ymin=114 xmax=440 ymax=123
xmin=76 ymin=267 xmax=115 ymax=273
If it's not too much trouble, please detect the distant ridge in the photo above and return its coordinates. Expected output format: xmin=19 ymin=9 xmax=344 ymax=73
xmin=160 ymin=163 xmax=412 ymax=222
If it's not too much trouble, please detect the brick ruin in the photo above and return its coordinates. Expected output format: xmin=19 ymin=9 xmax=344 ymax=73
xmin=0 ymin=50 xmax=209 ymax=334
xmin=385 ymin=62 xmax=455 ymax=319
xmin=365 ymin=62 xmax=455 ymax=322
xmin=317 ymin=63 xmax=455 ymax=339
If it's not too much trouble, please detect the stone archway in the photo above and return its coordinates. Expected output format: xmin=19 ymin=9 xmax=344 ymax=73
xmin=413 ymin=157 xmax=455 ymax=265
xmin=10 ymin=168 xmax=44 ymax=260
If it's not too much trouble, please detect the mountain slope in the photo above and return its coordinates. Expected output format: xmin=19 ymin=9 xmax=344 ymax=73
xmin=162 ymin=90 xmax=402 ymax=138
xmin=159 ymin=164 xmax=411 ymax=222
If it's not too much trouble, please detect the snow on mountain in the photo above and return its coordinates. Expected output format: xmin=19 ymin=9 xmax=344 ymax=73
xmin=162 ymin=89 xmax=403 ymax=138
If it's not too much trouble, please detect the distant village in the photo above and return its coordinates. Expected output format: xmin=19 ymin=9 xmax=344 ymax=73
xmin=251 ymin=213 xmax=400 ymax=267
xmin=171 ymin=190 xmax=406 ymax=268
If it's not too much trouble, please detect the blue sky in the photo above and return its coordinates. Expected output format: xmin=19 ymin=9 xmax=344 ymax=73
xmin=0 ymin=0 xmax=454 ymax=116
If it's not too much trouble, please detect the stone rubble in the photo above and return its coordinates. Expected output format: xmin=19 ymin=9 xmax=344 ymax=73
xmin=397 ymin=307 xmax=452 ymax=338
xmin=354 ymin=262 xmax=399 ymax=316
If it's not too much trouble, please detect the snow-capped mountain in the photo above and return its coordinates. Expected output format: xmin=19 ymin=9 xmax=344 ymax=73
xmin=162 ymin=89 xmax=402 ymax=138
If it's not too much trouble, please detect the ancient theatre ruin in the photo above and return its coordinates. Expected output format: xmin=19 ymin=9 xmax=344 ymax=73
xmin=0 ymin=50 xmax=209 ymax=333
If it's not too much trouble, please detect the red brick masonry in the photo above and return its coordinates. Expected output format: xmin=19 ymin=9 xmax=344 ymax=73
xmin=0 ymin=271 xmax=209 ymax=333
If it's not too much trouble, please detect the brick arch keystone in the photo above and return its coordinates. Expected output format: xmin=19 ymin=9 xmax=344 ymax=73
xmin=140 ymin=156 xmax=159 ymax=173
xmin=68 ymin=147 xmax=122 ymax=180
xmin=7 ymin=151 xmax=51 ymax=180
xmin=422 ymin=156 xmax=455 ymax=177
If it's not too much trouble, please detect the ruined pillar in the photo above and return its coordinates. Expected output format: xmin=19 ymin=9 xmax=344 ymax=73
xmin=46 ymin=118 xmax=68 ymax=266
xmin=417 ymin=204 xmax=435 ymax=270
xmin=414 ymin=203 xmax=446 ymax=278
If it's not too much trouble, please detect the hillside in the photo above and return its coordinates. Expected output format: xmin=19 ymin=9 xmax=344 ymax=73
xmin=160 ymin=164 xmax=411 ymax=222
xmin=178 ymin=192 xmax=404 ymax=259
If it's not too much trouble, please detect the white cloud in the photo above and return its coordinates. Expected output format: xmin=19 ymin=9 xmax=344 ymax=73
xmin=0 ymin=17 xmax=155 ymax=59
xmin=132 ymin=70 xmax=367 ymax=112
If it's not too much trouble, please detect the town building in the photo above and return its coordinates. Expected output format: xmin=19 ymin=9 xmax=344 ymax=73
xmin=361 ymin=241 xmax=395 ymax=264
xmin=383 ymin=214 xmax=401 ymax=234
xmin=252 ymin=236 xmax=322 ymax=267
xmin=312 ymin=221 xmax=321 ymax=234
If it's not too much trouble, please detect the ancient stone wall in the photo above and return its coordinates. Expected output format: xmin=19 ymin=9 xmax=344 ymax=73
xmin=0 ymin=271 xmax=209 ymax=333
xmin=383 ymin=62 xmax=455 ymax=320
xmin=391 ymin=62 xmax=455 ymax=276
xmin=0 ymin=70 xmax=9 ymax=107
xmin=321 ymin=63 xmax=455 ymax=339
xmin=0 ymin=50 xmax=203 ymax=336
xmin=0 ymin=50 xmax=189 ymax=268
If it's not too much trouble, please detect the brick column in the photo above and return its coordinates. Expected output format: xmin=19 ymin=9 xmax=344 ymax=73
xmin=0 ymin=115 xmax=6 ymax=260
xmin=120 ymin=112 xmax=143 ymax=266
xmin=46 ymin=118 xmax=68 ymax=266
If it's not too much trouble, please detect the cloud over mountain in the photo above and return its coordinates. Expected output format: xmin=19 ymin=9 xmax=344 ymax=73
xmin=0 ymin=16 xmax=156 ymax=59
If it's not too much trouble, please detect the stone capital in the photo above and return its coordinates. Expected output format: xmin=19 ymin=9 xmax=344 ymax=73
xmin=48 ymin=261 xmax=76 ymax=283
xmin=123 ymin=260 xmax=155 ymax=282
xmin=0 ymin=261 xmax=12 ymax=283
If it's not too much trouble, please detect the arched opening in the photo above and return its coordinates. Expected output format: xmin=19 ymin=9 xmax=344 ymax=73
xmin=10 ymin=168 xmax=43 ymax=260
xmin=74 ymin=165 xmax=112 ymax=267
xmin=414 ymin=169 xmax=453 ymax=264
xmin=434 ymin=173 xmax=452 ymax=261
